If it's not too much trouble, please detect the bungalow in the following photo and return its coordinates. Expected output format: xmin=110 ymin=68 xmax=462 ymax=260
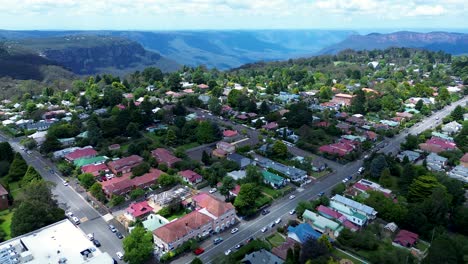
xmin=397 ymin=150 xmax=421 ymax=163
xmin=227 ymin=170 xmax=246 ymax=181
xmin=102 ymin=169 xmax=162 ymax=198
xmin=272 ymin=238 xmax=297 ymax=260
xmin=128 ymin=214 xmax=169 ymax=233
xmin=442 ymin=121 xmax=462 ymax=135
xmin=312 ymin=160 xmax=327 ymax=172
xmin=107 ymin=155 xmax=144 ymax=174
xmin=287 ymin=223 xmax=322 ymax=244
xmin=198 ymin=84 xmax=209 ymax=90
xmin=65 ymin=147 xmax=97 ymax=162
xmin=262 ymin=170 xmax=287 ymax=189
xmin=216 ymin=141 xmax=235 ymax=154
xmin=393 ymin=230 xmax=419 ymax=248
xmin=317 ymin=205 xmax=359 ymax=232
xmin=242 ymin=249 xmax=284 ymax=264
xmin=255 ymin=155 xmax=308 ymax=182
xmin=365 ymin=131 xmax=378 ymax=141
xmin=426 ymin=153 xmax=448 ymax=172
xmin=198 ymin=95 xmax=210 ymax=105
xmin=431 ymin=132 xmax=454 ymax=142
xmin=346 ymin=116 xmax=366 ymax=126
xmin=331 ymin=194 xmax=378 ymax=220
xmin=349 ymin=179 xmax=392 ymax=198
xmin=419 ymin=137 xmax=457 ymax=153
xmin=125 ymin=201 xmax=154 ymax=221
xmin=81 ymin=163 xmax=109 ymax=177
xmin=448 ymin=165 xmax=468 ymax=183
xmin=26 ymin=119 xmax=57 ymax=131
xmin=302 ymin=209 xmax=343 ymax=239
xmin=330 ymin=93 xmax=355 ymax=106
xmin=178 ymin=170 xmax=203 ymax=185
xmin=28 ymin=131 xmax=47 ymax=145
xmin=153 ymin=211 xmax=213 ymax=251
xmin=319 ymin=140 xmax=355 ymax=157
xmin=336 ymin=123 xmax=351 ymax=134
xmin=151 ymin=148 xmax=181 ymax=168
xmin=223 ymin=130 xmax=239 ymax=141
xmin=262 ymin=122 xmax=279 ymax=130
xmin=380 ymin=120 xmax=399 ymax=127
xmin=227 ymin=153 xmax=252 ymax=169
xmin=53 ymin=147 xmax=81 ymax=159
xmin=192 ymin=193 xmax=236 ymax=233
xmin=396 ymin=112 xmax=413 ymax=120
xmin=58 ymin=137 xmax=75 ymax=147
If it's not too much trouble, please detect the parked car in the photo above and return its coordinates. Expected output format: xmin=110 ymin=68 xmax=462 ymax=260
xmin=66 ymin=211 xmax=74 ymax=218
xmin=116 ymin=252 xmax=124 ymax=260
xmin=87 ymin=233 xmax=94 ymax=241
xmin=224 ymin=249 xmax=232 ymax=256
xmin=235 ymin=243 xmax=244 ymax=249
xmin=246 ymin=237 xmax=254 ymax=243
xmin=347 ymin=175 xmax=353 ymax=180
xmin=194 ymin=248 xmax=204 ymax=255
xmin=93 ymin=240 xmax=101 ymax=247
xmin=261 ymin=227 xmax=268 ymax=233
xmin=63 ymin=180 xmax=69 ymax=186
xmin=209 ymin=188 xmax=217 ymax=194
xmin=342 ymin=178 xmax=348 ymax=183
xmin=358 ymin=167 xmax=364 ymax=174
xmin=270 ymin=222 xmax=276 ymax=228
xmin=115 ymin=232 xmax=123 ymax=239
xmin=261 ymin=209 xmax=270 ymax=215
xmin=289 ymin=195 xmax=295 ymax=199
xmin=318 ymin=192 xmax=325 ymax=197
xmin=275 ymin=218 xmax=281 ymax=224
xmin=213 ymin=237 xmax=223 ymax=245
xmin=231 ymin=228 xmax=239 ymax=234
xmin=109 ymin=225 xmax=117 ymax=233
xmin=72 ymin=216 xmax=80 ymax=225
xmin=289 ymin=209 xmax=296 ymax=215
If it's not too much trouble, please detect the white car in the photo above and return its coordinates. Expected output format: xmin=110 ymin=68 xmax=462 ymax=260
xmin=72 ymin=216 xmax=80 ymax=225
xmin=289 ymin=209 xmax=296 ymax=215
xmin=87 ymin=233 xmax=94 ymax=241
xmin=63 ymin=180 xmax=69 ymax=186
xmin=209 ymin=188 xmax=217 ymax=194
xmin=116 ymin=251 xmax=124 ymax=260
xmin=275 ymin=218 xmax=281 ymax=224
xmin=224 ymin=249 xmax=232 ymax=256
xmin=261 ymin=227 xmax=268 ymax=233
xmin=289 ymin=195 xmax=295 ymax=200
xmin=231 ymin=228 xmax=239 ymax=234
xmin=342 ymin=178 xmax=348 ymax=183
xmin=66 ymin=211 xmax=74 ymax=218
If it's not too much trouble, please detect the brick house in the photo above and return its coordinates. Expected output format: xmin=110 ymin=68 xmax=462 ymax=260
xmin=178 ymin=170 xmax=203 ymax=185
xmin=192 ymin=193 xmax=236 ymax=233
xmin=107 ymin=155 xmax=144 ymax=174
xmin=151 ymin=148 xmax=181 ymax=168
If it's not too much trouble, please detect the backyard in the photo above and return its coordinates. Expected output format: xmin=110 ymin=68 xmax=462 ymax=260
xmin=0 ymin=210 xmax=13 ymax=240
xmin=266 ymin=232 xmax=286 ymax=247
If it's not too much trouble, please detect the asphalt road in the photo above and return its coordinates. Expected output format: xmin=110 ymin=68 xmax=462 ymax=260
xmin=0 ymin=134 xmax=125 ymax=262
xmin=189 ymin=96 xmax=467 ymax=264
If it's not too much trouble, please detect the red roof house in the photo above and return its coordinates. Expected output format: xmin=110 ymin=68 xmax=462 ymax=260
xmin=198 ymin=84 xmax=209 ymax=89
xmin=223 ymin=130 xmax=238 ymax=138
xmin=132 ymin=169 xmax=163 ymax=189
xmin=151 ymin=148 xmax=181 ymax=168
xmin=192 ymin=193 xmax=235 ymax=218
xmin=262 ymin=122 xmax=279 ymax=130
xmin=461 ymin=153 xmax=468 ymax=168
xmin=230 ymin=185 xmax=241 ymax=197
xmin=81 ymin=163 xmax=109 ymax=177
xmin=65 ymin=148 xmax=97 ymax=162
xmin=317 ymin=205 xmax=343 ymax=219
xmin=126 ymin=201 xmax=154 ymax=220
xmin=108 ymin=155 xmax=144 ymax=174
xmin=419 ymin=137 xmax=457 ymax=153
xmin=179 ymin=170 xmax=203 ymax=185
xmin=393 ymin=230 xmax=419 ymax=248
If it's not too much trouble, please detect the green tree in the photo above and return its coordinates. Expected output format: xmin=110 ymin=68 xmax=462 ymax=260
xmin=259 ymin=101 xmax=270 ymax=115
xmin=126 ymin=122 xmax=140 ymax=139
xmin=234 ymin=183 xmax=260 ymax=216
xmin=21 ymin=166 xmax=42 ymax=186
xmin=131 ymin=162 xmax=150 ymax=177
xmin=219 ymin=176 xmax=236 ymax=200
xmin=164 ymin=128 xmax=177 ymax=146
xmin=0 ymin=142 xmax=14 ymax=162
xmin=379 ymin=168 xmax=393 ymax=188
xmin=401 ymin=134 xmax=419 ymax=150
xmin=40 ymin=135 xmax=62 ymax=153
xmin=331 ymin=183 xmax=345 ymax=195
xmin=451 ymin=105 xmax=464 ymax=121
xmin=408 ymin=175 xmax=443 ymax=202
xmin=201 ymin=150 xmax=211 ymax=165
xmin=415 ymin=99 xmax=424 ymax=111
xmin=319 ymin=86 xmax=333 ymax=101
xmin=438 ymin=87 xmax=450 ymax=103
xmin=285 ymin=102 xmax=312 ymax=128
xmin=370 ymin=155 xmax=387 ymax=178
xmin=78 ymin=173 xmax=96 ymax=189
xmin=167 ymin=72 xmax=182 ymax=91
xmin=272 ymin=140 xmax=288 ymax=159
xmin=227 ymin=89 xmax=242 ymax=107
xmin=123 ymin=224 xmax=154 ymax=264
xmin=89 ymin=182 xmax=106 ymax=202
xmin=243 ymin=165 xmax=262 ymax=185
xmin=110 ymin=195 xmax=125 ymax=206
xmin=130 ymin=188 xmax=145 ymax=200
xmin=364 ymin=191 xmax=408 ymax=223
xmin=191 ymin=257 xmax=203 ymax=264
xmin=158 ymin=174 xmax=178 ymax=187
xmin=351 ymin=89 xmax=367 ymax=114
xmin=7 ymin=153 xmax=28 ymax=182
xmin=196 ymin=121 xmax=220 ymax=144
xmin=208 ymin=98 xmax=222 ymax=115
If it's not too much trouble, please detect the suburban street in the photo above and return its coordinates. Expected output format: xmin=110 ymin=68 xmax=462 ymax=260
xmin=189 ymin=96 xmax=468 ymax=264
xmin=0 ymin=134 xmax=125 ymax=262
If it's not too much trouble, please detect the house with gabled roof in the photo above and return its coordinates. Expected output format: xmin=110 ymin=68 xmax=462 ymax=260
xmin=287 ymin=223 xmax=321 ymax=244
xmin=178 ymin=170 xmax=203 ymax=185
xmin=151 ymin=148 xmax=181 ymax=168
xmin=108 ymin=155 xmax=144 ymax=174
xmin=192 ymin=192 xmax=236 ymax=233
xmin=302 ymin=209 xmax=343 ymax=239
xmin=262 ymin=170 xmax=286 ymax=189
xmin=331 ymin=194 xmax=377 ymax=220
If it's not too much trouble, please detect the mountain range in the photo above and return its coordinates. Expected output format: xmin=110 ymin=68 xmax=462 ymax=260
xmin=0 ymin=30 xmax=467 ymax=78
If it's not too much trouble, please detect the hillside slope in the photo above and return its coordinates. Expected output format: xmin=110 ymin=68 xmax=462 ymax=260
xmin=319 ymin=31 xmax=468 ymax=55
xmin=2 ymin=35 xmax=180 ymax=75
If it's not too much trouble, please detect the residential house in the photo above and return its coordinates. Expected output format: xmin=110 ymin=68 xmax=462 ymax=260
xmin=216 ymin=142 xmax=235 ymax=154
xmin=227 ymin=153 xmax=252 ymax=169
xmin=153 ymin=211 xmax=213 ymax=251
xmin=396 ymin=112 xmax=413 ymax=120
xmin=125 ymin=201 xmax=154 ymax=221
xmin=151 ymin=148 xmax=181 ymax=168
xmin=262 ymin=170 xmax=287 ymax=189
xmin=178 ymin=170 xmax=203 ymax=185
xmin=442 ymin=121 xmax=462 ymax=135
xmin=229 ymin=185 xmax=241 ymax=197
xmin=198 ymin=95 xmax=210 ymax=105
xmin=365 ymin=131 xmax=378 ymax=141
xmin=419 ymin=137 xmax=457 ymax=153
xmin=312 ymin=160 xmax=327 ymax=172
xmin=128 ymin=214 xmax=169 ymax=233
xmin=380 ymin=120 xmax=399 ymax=127
xmin=0 ymin=184 xmax=9 ymax=210
xmin=336 ymin=123 xmax=351 ymax=134
xmin=26 ymin=119 xmax=57 ymax=131
xmin=192 ymin=193 xmax=236 ymax=233
xmin=277 ymin=91 xmax=299 ymax=104
xmin=242 ymin=249 xmax=284 ymax=264
xmin=74 ymin=156 xmax=108 ymax=168
xmin=317 ymin=205 xmax=359 ymax=232
xmin=330 ymin=93 xmax=355 ymax=106
xmin=102 ymin=169 xmax=162 ymax=198
xmin=431 ymin=132 xmax=454 ymax=142
xmin=107 ymin=155 xmax=144 ymax=175
xmin=58 ymin=137 xmax=75 ymax=147
xmin=461 ymin=153 xmax=468 ymax=168
xmin=255 ymin=155 xmax=308 ymax=182
xmin=302 ymin=209 xmax=343 ymax=239
xmin=227 ymin=170 xmax=246 ymax=181
xmin=329 ymin=201 xmax=368 ymax=227
xmin=426 ymin=153 xmax=448 ymax=172
xmin=53 ymin=147 xmax=81 ymax=159
xmin=348 ymin=179 xmax=392 ymax=199
xmin=108 ymin=144 xmax=120 ymax=151
xmin=287 ymin=223 xmax=322 ymax=244
xmin=393 ymin=230 xmax=419 ymax=248
xmin=448 ymin=165 xmax=468 ymax=183
xmin=272 ymin=238 xmax=297 ymax=260
xmin=28 ymin=131 xmax=47 ymax=145
xmin=65 ymin=147 xmax=97 ymax=162
xmin=331 ymin=194 xmax=377 ymax=220
xmin=262 ymin=122 xmax=279 ymax=130
xmin=397 ymin=150 xmax=421 ymax=163
xmin=81 ymin=163 xmax=109 ymax=177
xmin=319 ymin=140 xmax=356 ymax=157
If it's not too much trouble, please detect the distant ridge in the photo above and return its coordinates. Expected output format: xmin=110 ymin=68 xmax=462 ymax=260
xmin=319 ymin=31 xmax=468 ymax=55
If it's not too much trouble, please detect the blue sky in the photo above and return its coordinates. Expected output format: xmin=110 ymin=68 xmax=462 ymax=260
xmin=0 ymin=0 xmax=466 ymax=31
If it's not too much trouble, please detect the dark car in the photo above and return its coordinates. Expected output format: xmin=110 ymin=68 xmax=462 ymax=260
xmin=261 ymin=209 xmax=270 ymax=215
xmin=246 ymin=237 xmax=254 ymax=243
xmin=93 ymin=240 xmax=101 ymax=247
xmin=115 ymin=232 xmax=123 ymax=239
xmin=318 ymin=191 xmax=325 ymax=197
xmin=213 ymin=237 xmax=223 ymax=245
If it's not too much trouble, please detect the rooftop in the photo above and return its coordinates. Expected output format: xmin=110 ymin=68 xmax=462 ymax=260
xmin=192 ymin=192 xmax=234 ymax=218
xmin=332 ymin=194 xmax=377 ymax=216
xmin=153 ymin=211 xmax=212 ymax=244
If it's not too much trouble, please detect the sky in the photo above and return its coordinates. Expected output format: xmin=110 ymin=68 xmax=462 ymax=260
xmin=0 ymin=0 xmax=467 ymax=31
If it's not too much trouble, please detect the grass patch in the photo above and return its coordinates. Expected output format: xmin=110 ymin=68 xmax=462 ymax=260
xmin=166 ymin=210 xmax=188 ymax=221
xmin=267 ymin=233 xmax=286 ymax=247
xmin=261 ymin=186 xmax=282 ymax=199
xmin=0 ymin=210 xmax=13 ymax=240
xmin=255 ymin=195 xmax=272 ymax=208
xmin=414 ymin=241 xmax=430 ymax=252
xmin=8 ymin=181 xmax=21 ymax=200
xmin=333 ymin=248 xmax=366 ymax=264
xmin=311 ymin=170 xmax=330 ymax=179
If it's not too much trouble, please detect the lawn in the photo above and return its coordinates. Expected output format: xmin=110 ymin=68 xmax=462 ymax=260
xmin=166 ymin=210 xmax=188 ymax=221
xmin=8 ymin=181 xmax=21 ymax=200
xmin=267 ymin=233 xmax=286 ymax=247
xmin=261 ymin=186 xmax=282 ymax=199
xmin=415 ymin=241 xmax=430 ymax=252
xmin=311 ymin=170 xmax=330 ymax=179
xmin=0 ymin=210 xmax=13 ymax=240
xmin=333 ymin=248 xmax=367 ymax=264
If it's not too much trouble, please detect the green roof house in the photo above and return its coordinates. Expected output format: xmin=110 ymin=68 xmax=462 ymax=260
xmin=303 ymin=209 xmax=343 ymax=239
xmin=74 ymin=156 xmax=108 ymax=168
xmin=262 ymin=170 xmax=286 ymax=189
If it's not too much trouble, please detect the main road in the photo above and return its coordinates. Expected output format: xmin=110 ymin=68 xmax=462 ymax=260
xmin=0 ymin=134 xmax=125 ymax=262
xmin=193 ymin=96 xmax=467 ymax=264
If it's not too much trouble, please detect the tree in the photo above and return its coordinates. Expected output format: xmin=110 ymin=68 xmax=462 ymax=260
xmin=0 ymin=142 xmax=14 ymax=162
xmin=191 ymin=257 xmax=203 ymax=264
xmin=379 ymin=168 xmax=393 ymax=188
xmin=122 ymin=224 xmax=154 ymax=264
xmin=208 ymin=98 xmax=222 ymax=115
xmin=415 ymin=99 xmax=424 ymax=111
xmin=259 ymin=101 xmax=270 ymax=115
xmin=11 ymin=181 xmax=64 ymax=237
xmin=110 ymin=195 xmax=125 ymax=206
xmin=219 ymin=176 xmax=235 ymax=200
xmin=424 ymin=234 xmax=459 ymax=264
xmin=408 ymin=175 xmax=443 ymax=202
xmin=158 ymin=174 xmax=178 ymax=187
xmin=331 ymin=183 xmax=345 ymax=195
xmin=272 ymin=140 xmax=288 ymax=159
xmin=351 ymin=89 xmax=366 ymax=114
xmin=299 ymin=237 xmax=331 ymax=264
xmin=285 ymin=102 xmax=312 ymax=128
xmin=227 ymin=89 xmax=242 ymax=107
xmin=167 ymin=72 xmax=182 ymax=91
xmin=370 ymin=155 xmax=387 ymax=178
xmin=234 ymin=183 xmax=260 ymax=216
xmin=201 ymin=150 xmax=211 ymax=165
xmin=130 ymin=188 xmax=145 ymax=200
xmin=131 ymin=163 xmax=150 ymax=177
xmin=78 ymin=173 xmax=96 ymax=189
xmin=364 ymin=191 xmax=408 ymax=223
xmin=21 ymin=166 xmax=42 ymax=186
xmin=165 ymin=128 xmax=177 ymax=146
xmin=401 ymin=134 xmax=419 ymax=150
xmin=451 ymin=105 xmax=464 ymax=121
xmin=6 ymin=153 xmax=28 ymax=182
xmin=196 ymin=121 xmax=220 ymax=144
xmin=319 ymin=86 xmax=333 ymax=101
xmin=126 ymin=122 xmax=140 ymax=139
xmin=89 ymin=182 xmax=106 ymax=202
xmin=243 ymin=165 xmax=262 ymax=185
